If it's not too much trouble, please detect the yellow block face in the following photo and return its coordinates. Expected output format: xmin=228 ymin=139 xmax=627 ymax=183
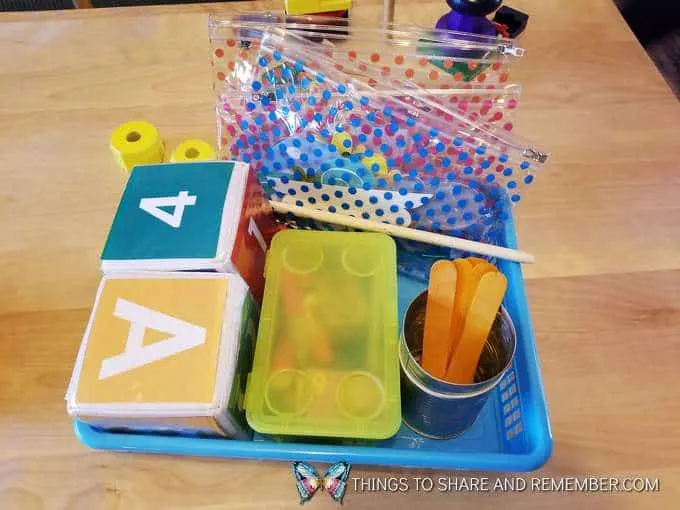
xmin=75 ymin=276 xmax=228 ymax=405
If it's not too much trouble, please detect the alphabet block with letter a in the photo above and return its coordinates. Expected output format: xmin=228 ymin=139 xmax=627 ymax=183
xmin=100 ymin=161 xmax=278 ymax=302
xmin=66 ymin=272 xmax=258 ymax=439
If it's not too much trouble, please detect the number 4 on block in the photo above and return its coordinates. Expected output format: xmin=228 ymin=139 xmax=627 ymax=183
xmin=139 ymin=191 xmax=197 ymax=228
xmin=100 ymin=161 xmax=278 ymax=303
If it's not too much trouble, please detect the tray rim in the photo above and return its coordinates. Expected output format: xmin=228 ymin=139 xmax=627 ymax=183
xmin=73 ymin=217 xmax=553 ymax=472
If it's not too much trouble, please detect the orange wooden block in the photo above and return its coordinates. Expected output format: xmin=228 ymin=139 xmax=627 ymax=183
xmin=421 ymin=261 xmax=458 ymax=379
xmin=445 ymin=271 xmax=508 ymax=384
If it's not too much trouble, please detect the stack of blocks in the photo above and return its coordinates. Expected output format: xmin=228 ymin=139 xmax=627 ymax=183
xmin=67 ymin=161 xmax=278 ymax=438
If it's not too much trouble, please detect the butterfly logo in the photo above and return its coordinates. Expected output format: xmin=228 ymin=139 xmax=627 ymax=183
xmin=292 ymin=461 xmax=351 ymax=505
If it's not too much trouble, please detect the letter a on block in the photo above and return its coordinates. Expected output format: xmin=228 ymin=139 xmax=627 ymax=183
xmin=99 ymin=298 xmax=207 ymax=379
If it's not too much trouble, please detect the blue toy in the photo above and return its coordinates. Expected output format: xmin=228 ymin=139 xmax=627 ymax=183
xmin=436 ymin=0 xmax=502 ymax=35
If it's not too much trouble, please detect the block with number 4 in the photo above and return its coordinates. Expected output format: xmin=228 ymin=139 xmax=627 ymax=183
xmin=100 ymin=161 xmax=278 ymax=301
xmin=66 ymin=272 xmax=258 ymax=438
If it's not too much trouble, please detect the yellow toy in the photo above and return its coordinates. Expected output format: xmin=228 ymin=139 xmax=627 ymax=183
xmin=331 ymin=131 xmax=353 ymax=155
xmin=170 ymin=139 xmax=217 ymax=163
xmin=285 ymin=0 xmax=351 ymax=16
xmin=110 ymin=120 xmax=164 ymax=172
xmin=362 ymin=154 xmax=388 ymax=177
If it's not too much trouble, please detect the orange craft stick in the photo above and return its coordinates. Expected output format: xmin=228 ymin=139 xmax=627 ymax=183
xmin=476 ymin=260 xmax=499 ymax=274
xmin=445 ymin=271 xmax=508 ymax=384
xmin=272 ymin=335 xmax=296 ymax=371
xmin=280 ymin=272 xmax=304 ymax=315
xmin=466 ymin=257 xmax=486 ymax=267
xmin=421 ymin=261 xmax=458 ymax=379
xmin=301 ymin=293 xmax=334 ymax=367
xmin=310 ymin=319 xmax=333 ymax=366
xmin=447 ymin=260 xmax=495 ymax=366
xmin=467 ymin=257 xmax=503 ymax=276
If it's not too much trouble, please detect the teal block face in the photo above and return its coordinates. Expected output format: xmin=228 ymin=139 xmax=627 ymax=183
xmin=102 ymin=162 xmax=234 ymax=261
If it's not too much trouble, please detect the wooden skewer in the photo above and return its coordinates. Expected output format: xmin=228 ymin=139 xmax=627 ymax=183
xmin=270 ymin=201 xmax=535 ymax=264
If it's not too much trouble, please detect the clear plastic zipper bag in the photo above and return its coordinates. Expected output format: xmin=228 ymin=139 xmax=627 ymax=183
xmin=211 ymin=22 xmax=523 ymax=130
xmin=209 ymin=13 xmax=523 ymax=95
xmin=217 ymin=30 xmax=546 ymax=251
xmin=255 ymin=28 xmax=523 ymax=129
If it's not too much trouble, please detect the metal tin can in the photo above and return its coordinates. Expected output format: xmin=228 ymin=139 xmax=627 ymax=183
xmin=399 ymin=291 xmax=517 ymax=439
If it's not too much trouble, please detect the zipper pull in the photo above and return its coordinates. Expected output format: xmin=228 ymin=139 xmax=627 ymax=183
xmin=523 ymin=148 xmax=548 ymax=163
xmin=497 ymin=44 xmax=525 ymax=57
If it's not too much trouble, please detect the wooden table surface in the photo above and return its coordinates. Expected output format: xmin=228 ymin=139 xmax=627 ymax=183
xmin=2 ymin=0 xmax=680 ymax=508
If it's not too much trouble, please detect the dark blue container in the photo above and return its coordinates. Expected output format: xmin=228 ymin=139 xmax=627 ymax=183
xmin=400 ymin=291 xmax=516 ymax=439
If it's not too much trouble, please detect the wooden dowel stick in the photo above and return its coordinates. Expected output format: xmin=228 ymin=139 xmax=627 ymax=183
xmin=270 ymin=201 xmax=535 ymax=264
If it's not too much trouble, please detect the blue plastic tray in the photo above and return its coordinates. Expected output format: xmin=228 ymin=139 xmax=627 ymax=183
xmin=74 ymin=218 xmax=552 ymax=471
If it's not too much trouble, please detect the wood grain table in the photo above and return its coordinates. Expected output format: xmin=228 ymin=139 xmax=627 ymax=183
xmin=1 ymin=1 xmax=680 ymax=508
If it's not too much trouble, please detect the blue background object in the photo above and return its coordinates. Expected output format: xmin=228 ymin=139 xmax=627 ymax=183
xmin=75 ymin=214 xmax=552 ymax=472
xmin=436 ymin=0 xmax=501 ymax=36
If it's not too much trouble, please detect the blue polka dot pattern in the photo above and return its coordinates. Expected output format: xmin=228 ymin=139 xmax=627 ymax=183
xmin=218 ymin=56 xmax=544 ymax=249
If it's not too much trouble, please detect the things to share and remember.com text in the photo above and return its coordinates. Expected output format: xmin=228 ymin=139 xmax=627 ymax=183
xmin=351 ymin=476 xmax=661 ymax=493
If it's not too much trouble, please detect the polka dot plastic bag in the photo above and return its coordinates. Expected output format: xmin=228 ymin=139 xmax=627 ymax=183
xmin=257 ymin=29 xmax=523 ymax=131
xmin=209 ymin=11 xmax=520 ymax=47
xmin=209 ymin=13 xmax=523 ymax=101
xmin=212 ymin=33 xmax=523 ymax=133
xmin=212 ymin=17 xmax=548 ymax=271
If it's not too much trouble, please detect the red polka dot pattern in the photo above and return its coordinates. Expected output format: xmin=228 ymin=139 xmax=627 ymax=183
xmin=209 ymin=32 xmax=533 ymax=218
